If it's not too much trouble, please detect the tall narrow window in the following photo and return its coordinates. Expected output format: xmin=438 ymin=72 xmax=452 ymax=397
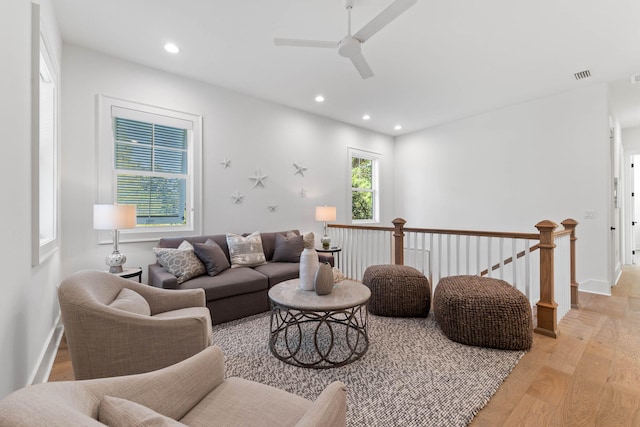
xmin=98 ymin=97 xmax=202 ymax=241
xmin=31 ymin=1 xmax=59 ymax=265
xmin=39 ymin=52 xmax=56 ymax=244
xmin=349 ymin=148 xmax=379 ymax=223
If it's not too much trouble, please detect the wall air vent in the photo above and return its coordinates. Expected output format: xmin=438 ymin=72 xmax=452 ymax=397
xmin=630 ymin=73 xmax=640 ymax=84
xmin=574 ymin=70 xmax=591 ymax=80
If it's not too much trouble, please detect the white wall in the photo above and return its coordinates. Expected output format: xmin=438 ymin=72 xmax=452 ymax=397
xmin=60 ymin=45 xmax=395 ymax=281
xmin=0 ymin=0 xmax=63 ymax=399
xmin=621 ymin=126 xmax=640 ymax=151
xmin=394 ymin=84 xmax=611 ymax=294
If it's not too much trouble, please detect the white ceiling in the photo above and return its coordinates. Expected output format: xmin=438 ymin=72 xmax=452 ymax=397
xmin=51 ymin=0 xmax=640 ymax=136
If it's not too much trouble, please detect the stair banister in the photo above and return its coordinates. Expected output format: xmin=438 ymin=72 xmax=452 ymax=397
xmin=534 ymin=220 xmax=558 ymax=338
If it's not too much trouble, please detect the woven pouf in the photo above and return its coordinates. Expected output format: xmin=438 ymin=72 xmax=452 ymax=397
xmin=433 ymin=275 xmax=533 ymax=350
xmin=362 ymin=265 xmax=431 ymax=317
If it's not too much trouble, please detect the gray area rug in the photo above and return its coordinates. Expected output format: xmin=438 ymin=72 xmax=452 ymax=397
xmin=212 ymin=312 xmax=524 ymax=427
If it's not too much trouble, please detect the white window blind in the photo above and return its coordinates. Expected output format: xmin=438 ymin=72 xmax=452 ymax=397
xmin=113 ymin=116 xmax=188 ymax=226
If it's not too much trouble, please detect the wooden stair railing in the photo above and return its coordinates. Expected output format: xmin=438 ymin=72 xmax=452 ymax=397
xmin=479 ymin=244 xmax=541 ymax=277
xmin=329 ymin=217 xmax=579 ymax=339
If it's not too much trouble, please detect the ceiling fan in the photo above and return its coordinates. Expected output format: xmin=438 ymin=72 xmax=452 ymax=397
xmin=274 ymin=0 xmax=417 ymax=80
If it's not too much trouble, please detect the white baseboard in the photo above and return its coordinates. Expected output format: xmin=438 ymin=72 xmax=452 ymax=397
xmin=579 ymin=279 xmax=611 ymax=296
xmin=29 ymin=315 xmax=64 ymax=385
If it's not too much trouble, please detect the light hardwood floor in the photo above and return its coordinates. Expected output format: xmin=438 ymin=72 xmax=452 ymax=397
xmin=471 ymin=265 xmax=640 ymax=426
xmin=48 ymin=267 xmax=640 ymax=425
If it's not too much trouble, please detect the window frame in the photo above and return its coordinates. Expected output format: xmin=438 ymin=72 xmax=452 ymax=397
xmin=31 ymin=3 xmax=59 ymax=266
xmin=348 ymin=147 xmax=380 ymax=224
xmin=97 ymin=95 xmax=202 ymax=243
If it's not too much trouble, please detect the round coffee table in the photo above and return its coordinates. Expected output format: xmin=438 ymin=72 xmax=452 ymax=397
xmin=268 ymin=278 xmax=370 ymax=369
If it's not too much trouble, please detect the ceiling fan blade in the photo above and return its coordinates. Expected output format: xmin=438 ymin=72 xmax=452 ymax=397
xmin=350 ymin=52 xmax=374 ymax=79
xmin=353 ymin=0 xmax=417 ymax=43
xmin=274 ymin=38 xmax=338 ymax=48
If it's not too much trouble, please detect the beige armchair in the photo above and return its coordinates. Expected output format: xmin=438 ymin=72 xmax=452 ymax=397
xmin=58 ymin=270 xmax=212 ymax=380
xmin=0 ymin=346 xmax=347 ymax=427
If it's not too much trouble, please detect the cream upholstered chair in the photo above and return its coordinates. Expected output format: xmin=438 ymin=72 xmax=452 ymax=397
xmin=0 ymin=346 xmax=347 ymax=427
xmin=58 ymin=270 xmax=213 ymax=380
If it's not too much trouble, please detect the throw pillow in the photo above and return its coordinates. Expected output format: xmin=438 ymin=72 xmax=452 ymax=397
xmin=193 ymin=239 xmax=231 ymax=276
xmin=99 ymin=396 xmax=187 ymax=427
xmin=109 ymin=288 xmax=151 ymax=316
xmin=272 ymin=232 xmax=304 ymax=263
xmin=154 ymin=240 xmax=206 ymax=283
xmin=226 ymin=231 xmax=267 ymax=268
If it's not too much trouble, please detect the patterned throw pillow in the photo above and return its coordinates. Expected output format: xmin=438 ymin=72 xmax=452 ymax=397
xmin=154 ymin=240 xmax=205 ymax=283
xmin=226 ymin=231 xmax=267 ymax=268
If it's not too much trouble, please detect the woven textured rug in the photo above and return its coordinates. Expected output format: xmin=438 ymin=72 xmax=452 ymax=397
xmin=211 ymin=312 xmax=524 ymax=426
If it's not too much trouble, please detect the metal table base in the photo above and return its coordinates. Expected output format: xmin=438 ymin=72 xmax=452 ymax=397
xmin=269 ymin=302 xmax=368 ymax=369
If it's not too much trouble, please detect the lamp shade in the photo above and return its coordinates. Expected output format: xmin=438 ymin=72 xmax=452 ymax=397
xmin=315 ymin=206 xmax=337 ymax=222
xmin=93 ymin=204 xmax=137 ymax=230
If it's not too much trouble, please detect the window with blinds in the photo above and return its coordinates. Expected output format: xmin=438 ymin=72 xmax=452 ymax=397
xmin=98 ymin=96 xmax=201 ymax=239
xmin=114 ymin=117 xmax=188 ymax=226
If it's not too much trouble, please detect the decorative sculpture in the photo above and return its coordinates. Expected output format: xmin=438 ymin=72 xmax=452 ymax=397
xmin=314 ymin=263 xmax=334 ymax=295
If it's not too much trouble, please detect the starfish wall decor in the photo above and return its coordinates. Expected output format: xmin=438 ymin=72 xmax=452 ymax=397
xmin=249 ymin=170 xmax=268 ymax=188
xmin=293 ymin=163 xmax=307 ymax=177
xmin=231 ymin=191 xmax=244 ymax=204
xmin=220 ymin=157 xmax=231 ymax=168
xmin=267 ymin=204 xmax=278 ymax=213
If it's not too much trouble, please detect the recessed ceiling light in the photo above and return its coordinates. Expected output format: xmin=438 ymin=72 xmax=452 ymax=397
xmin=164 ymin=43 xmax=180 ymax=54
xmin=315 ymin=95 xmax=325 ymax=103
xmin=362 ymin=114 xmax=371 ymax=120
xmin=394 ymin=125 xmax=402 ymax=130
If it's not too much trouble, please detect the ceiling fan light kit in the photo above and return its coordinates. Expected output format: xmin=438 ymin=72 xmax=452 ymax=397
xmin=274 ymin=0 xmax=417 ymax=80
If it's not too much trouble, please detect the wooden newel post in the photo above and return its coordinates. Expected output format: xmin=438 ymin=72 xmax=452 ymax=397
xmin=535 ymin=220 xmax=559 ymax=338
xmin=561 ymin=218 xmax=579 ymax=309
xmin=392 ymin=218 xmax=406 ymax=265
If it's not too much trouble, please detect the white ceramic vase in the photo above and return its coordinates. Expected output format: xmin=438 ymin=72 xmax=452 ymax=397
xmin=299 ymin=247 xmax=319 ymax=291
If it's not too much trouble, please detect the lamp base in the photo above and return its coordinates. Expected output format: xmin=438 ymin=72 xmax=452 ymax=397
xmin=321 ymin=235 xmax=331 ymax=250
xmin=106 ymin=250 xmax=126 ymax=274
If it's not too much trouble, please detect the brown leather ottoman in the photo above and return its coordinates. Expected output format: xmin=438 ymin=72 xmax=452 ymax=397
xmin=433 ymin=275 xmax=533 ymax=350
xmin=362 ymin=265 xmax=431 ymax=317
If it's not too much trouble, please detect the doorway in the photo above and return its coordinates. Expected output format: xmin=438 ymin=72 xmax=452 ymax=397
xmin=632 ymin=155 xmax=640 ymax=264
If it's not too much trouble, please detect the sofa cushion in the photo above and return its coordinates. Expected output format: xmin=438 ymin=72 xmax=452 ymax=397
xmin=109 ymin=288 xmax=151 ymax=316
xmin=193 ymin=239 xmax=231 ymax=276
xmin=272 ymin=232 xmax=304 ymax=263
xmin=253 ymin=262 xmax=300 ymax=287
xmin=178 ymin=267 xmax=269 ymax=301
xmin=154 ymin=241 xmax=206 ymax=284
xmin=99 ymin=396 xmax=187 ymax=427
xmin=226 ymin=232 xmax=267 ymax=268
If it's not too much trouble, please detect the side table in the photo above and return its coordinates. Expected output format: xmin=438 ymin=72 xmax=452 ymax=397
xmin=316 ymin=246 xmax=342 ymax=269
xmin=113 ymin=267 xmax=142 ymax=283
xmin=268 ymin=278 xmax=370 ymax=369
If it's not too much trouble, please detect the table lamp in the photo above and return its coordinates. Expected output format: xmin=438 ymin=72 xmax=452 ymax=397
xmin=315 ymin=206 xmax=336 ymax=249
xmin=93 ymin=204 xmax=137 ymax=273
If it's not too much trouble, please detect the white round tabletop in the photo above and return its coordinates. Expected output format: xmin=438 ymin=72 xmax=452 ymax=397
xmin=268 ymin=278 xmax=370 ymax=311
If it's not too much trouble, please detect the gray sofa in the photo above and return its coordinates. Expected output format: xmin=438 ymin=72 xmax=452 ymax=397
xmin=149 ymin=230 xmax=333 ymax=325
